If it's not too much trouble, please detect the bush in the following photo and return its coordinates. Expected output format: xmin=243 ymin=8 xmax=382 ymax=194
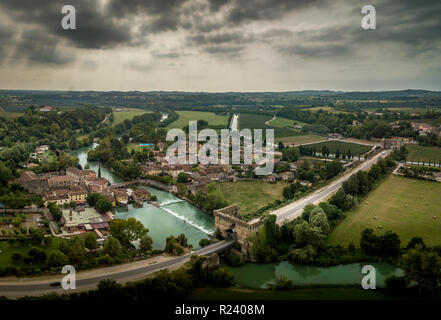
xmin=11 ymin=252 xmax=22 ymax=261
xmin=199 ymin=238 xmax=210 ymax=248
xmin=385 ymin=275 xmax=407 ymax=296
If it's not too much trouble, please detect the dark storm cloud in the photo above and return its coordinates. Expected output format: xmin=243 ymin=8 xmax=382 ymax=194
xmin=14 ymin=29 xmax=73 ymax=65
xmin=0 ymin=0 xmax=440 ymax=64
xmin=226 ymin=0 xmax=323 ymax=24
xmin=0 ymin=0 xmax=132 ymax=49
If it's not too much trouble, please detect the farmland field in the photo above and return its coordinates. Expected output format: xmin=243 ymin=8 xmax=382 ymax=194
xmin=167 ymin=111 xmax=228 ymax=129
xmin=278 ymin=134 xmax=326 ymax=145
xmin=267 ymin=117 xmax=294 ymax=127
xmin=217 ymin=180 xmax=288 ymax=216
xmin=112 ymin=109 xmax=152 ymax=126
xmin=328 ymin=175 xmax=441 ymax=247
xmin=238 ymin=113 xmax=302 ymax=138
xmin=304 ymin=141 xmax=371 ymax=155
xmin=405 ymin=144 xmax=441 ymax=162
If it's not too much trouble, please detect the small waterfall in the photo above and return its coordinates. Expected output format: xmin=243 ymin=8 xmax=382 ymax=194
xmin=160 ymin=207 xmax=214 ymax=235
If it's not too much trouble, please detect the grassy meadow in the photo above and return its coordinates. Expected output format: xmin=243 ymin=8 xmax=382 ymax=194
xmin=328 ymin=175 xmax=441 ymax=247
xmin=406 ymin=144 xmax=441 ymax=163
xmin=166 ymin=111 xmax=229 ymax=129
xmin=217 ymin=180 xmax=288 ymax=216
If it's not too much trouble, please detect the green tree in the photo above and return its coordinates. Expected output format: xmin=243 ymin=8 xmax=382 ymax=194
xmin=177 ymin=172 xmax=188 ymax=184
xmin=103 ymin=237 xmax=122 ymax=257
xmin=282 ymin=147 xmax=300 ymax=162
xmin=46 ymin=251 xmax=69 ymax=267
xmin=95 ymin=198 xmax=113 ymax=214
xmin=399 ymin=245 xmax=441 ymax=294
xmin=139 ymin=235 xmax=153 ymax=254
xmin=85 ymin=232 xmax=99 ymax=250
xmin=109 ymin=218 xmax=148 ymax=246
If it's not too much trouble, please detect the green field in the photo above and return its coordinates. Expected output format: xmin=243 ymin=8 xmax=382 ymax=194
xmin=328 ymin=175 xmax=441 ymax=247
xmin=406 ymin=144 xmax=441 ymax=162
xmin=0 ymin=111 xmax=21 ymax=119
xmin=238 ymin=113 xmax=302 ymax=138
xmin=0 ymin=237 xmax=66 ymax=268
xmin=278 ymin=134 xmax=326 ymax=145
xmin=112 ymin=109 xmax=152 ymax=126
xmin=305 ymin=141 xmax=371 ymax=155
xmin=167 ymin=111 xmax=228 ymax=129
xmin=218 ymin=180 xmax=288 ymax=216
xmin=126 ymin=143 xmax=151 ymax=153
xmin=267 ymin=117 xmax=297 ymax=128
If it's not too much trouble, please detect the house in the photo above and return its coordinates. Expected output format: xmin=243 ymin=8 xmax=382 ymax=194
xmin=298 ymin=180 xmax=312 ymax=187
xmin=280 ymin=171 xmax=294 ymax=181
xmin=263 ymin=174 xmax=278 ymax=183
xmin=328 ymin=133 xmax=343 ymax=139
xmin=289 ymin=163 xmax=298 ymax=172
xmin=39 ymin=106 xmax=52 ymax=112
xmin=44 ymin=190 xmax=70 ymax=206
xmin=61 ymin=207 xmax=109 ymax=233
xmin=133 ymin=188 xmax=151 ymax=202
xmin=48 ymin=175 xmax=76 ymax=190
xmin=68 ymin=187 xmax=88 ymax=205
xmin=141 ymin=164 xmax=162 ymax=176
xmin=35 ymin=145 xmax=50 ymax=154
xmin=66 ymin=167 xmax=96 ymax=182
xmin=115 ymin=189 xmax=128 ymax=205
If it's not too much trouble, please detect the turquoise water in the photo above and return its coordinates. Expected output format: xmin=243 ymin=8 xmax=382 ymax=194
xmin=229 ymin=261 xmax=404 ymax=288
xmin=71 ymin=144 xmax=214 ymax=250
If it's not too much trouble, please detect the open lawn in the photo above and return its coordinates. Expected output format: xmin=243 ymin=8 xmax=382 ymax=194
xmin=304 ymin=141 xmax=371 ymax=155
xmin=0 ymin=237 xmax=66 ymax=268
xmin=239 ymin=113 xmax=302 ymax=138
xmin=126 ymin=143 xmax=151 ymax=153
xmin=167 ymin=111 xmax=228 ymax=129
xmin=218 ymin=180 xmax=288 ymax=216
xmin=277 ymin=134 xmax=326 ymax=145
xmin=328 ymin=175 xmax=441 ymax=247
xmin=0 ymin=111 xmax=22 ymax=119
xmin=267 ymin=117 xmax=292 ymax=127
xmin=406 ymin=144 xmax=441 ymax=163
xmin=112 ymin=109 xmax=152 ymax=126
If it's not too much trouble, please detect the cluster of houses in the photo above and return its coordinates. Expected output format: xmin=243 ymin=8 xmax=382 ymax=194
xmin=11 ymin=167 xmax=151 ymax=236
xmin=411 ymin=122 xmax=441 ymax=135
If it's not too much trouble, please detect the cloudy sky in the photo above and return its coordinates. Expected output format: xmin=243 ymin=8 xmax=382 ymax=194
xmin=0 ymin=0 xmax=440 ymax=91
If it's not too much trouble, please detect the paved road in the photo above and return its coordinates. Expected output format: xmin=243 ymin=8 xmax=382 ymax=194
xmin=269 ymin=149 xmax=392 ymax=224
xmin=0 ymin=240 xmax=235 ymax=298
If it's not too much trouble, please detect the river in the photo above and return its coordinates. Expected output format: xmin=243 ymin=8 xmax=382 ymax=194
xmin=71 ymin=144 xmax=214 ymax=249
xmin=228 ymin=261 xmax=404 ymax=288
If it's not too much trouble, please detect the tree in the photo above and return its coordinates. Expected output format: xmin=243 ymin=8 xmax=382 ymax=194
xmin=95 ymin=198 xmax=112 ymax=214
xmin=59 ymin=237 xmax=86 ymax=263
xmin=177 ymin=172 xmax=188 ymax=184
xmin=85 ymin=232 xmax=99 ymax=250
xmin=139 ymin=235 xmax=153 ymax=254
xmin=400 ymin=245 xmax=441 ymax=294
xmin=98 ymin=165 xmax=101 ymax=178
xmin=309 ymin=207 xmax=331 ymax=235
xmin=103 ymin=237 xmax=122 ymax=257
xmin=282 ymin=147 xmax=300 ymax=162
xmin=199 ymin=238 xmax=210 ymax=247
xmin=46 ymin=251 xmax=69 ymax=267
xmin=109 ymin=218 xmax=148 ymax=246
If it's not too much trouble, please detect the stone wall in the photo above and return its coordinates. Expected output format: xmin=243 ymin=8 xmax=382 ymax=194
xmin=213 ymin=205 xmax=264 ymax=260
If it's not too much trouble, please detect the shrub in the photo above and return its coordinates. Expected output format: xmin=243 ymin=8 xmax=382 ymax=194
xmin=385 ymin=276 xmax=407 ymax=296
xmin=11 ymin=252 xmax=22 ymax=261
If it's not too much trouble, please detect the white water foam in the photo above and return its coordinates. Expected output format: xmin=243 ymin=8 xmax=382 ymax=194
xmin=159 ymin=199 xmax=186 ymax=206
xmin=160 ymin=207 xmax=214 ymax=235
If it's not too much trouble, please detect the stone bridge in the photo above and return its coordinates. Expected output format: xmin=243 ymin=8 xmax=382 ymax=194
xmin=213 ymin=205 xmax=264 ymax=260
